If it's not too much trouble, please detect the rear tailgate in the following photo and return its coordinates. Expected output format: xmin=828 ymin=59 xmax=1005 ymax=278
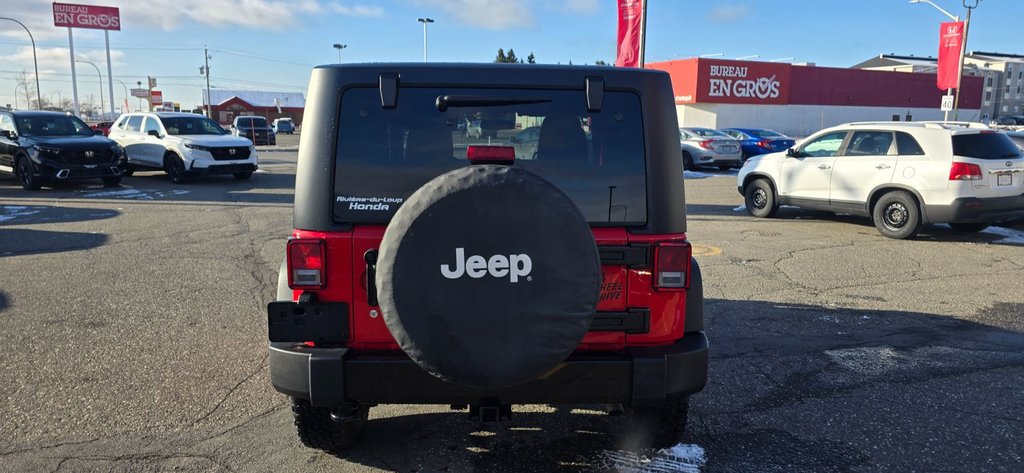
xmin=711 ymin=139 xmax=741 ymax=155
xmin=953 ymin=132 xmax=1024 ymax=199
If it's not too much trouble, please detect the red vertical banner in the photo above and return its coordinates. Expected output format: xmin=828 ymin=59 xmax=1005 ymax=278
xmin=937 ymin=21 xmax=964 ymax=90
xmin=615 ymin=0 xmax=643 ymax=67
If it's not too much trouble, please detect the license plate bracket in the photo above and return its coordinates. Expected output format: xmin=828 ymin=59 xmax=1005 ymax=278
xmin=997 ymin=173 xmax=1012 ymax=186
xmin=267 ymin=301 xmax=349 ymax=344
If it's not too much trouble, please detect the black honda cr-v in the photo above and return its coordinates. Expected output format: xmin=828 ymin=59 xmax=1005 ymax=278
xmin=0 ymin=110 xmax=126 ymax=190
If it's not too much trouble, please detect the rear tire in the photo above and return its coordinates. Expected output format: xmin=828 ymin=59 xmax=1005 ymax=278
xmin=164 ymin=154 xmax=188 ymax=184
xmin=949 ymin=222 xmax=989 ymax=233
xmin=682 ymin=152 xmax=695 ymax=171
xmin=16 ymin=156 xmax=41 ymax=191
xmin=744 ymin=178 xmax=778 ymax=218
xmin=620 ymin=395 xmax=690 ymax=450
xmin=872 ymin=191 xmax=921 ymax=239
xmin=233 ymin=171 xmax=253 ymax=180
xmin=291 ymin=398 xmax=367 ymax=454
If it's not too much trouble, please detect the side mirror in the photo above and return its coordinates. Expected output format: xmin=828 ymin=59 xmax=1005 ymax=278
xmin=147 ymin=129 xmax=162 ymax=138
xmin=786 ymin=148 xmax=799 ymax=158
xmin=0 ymin=130 xmax=16 ymax=140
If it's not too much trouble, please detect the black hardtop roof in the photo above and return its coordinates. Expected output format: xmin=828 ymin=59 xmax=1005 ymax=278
xmin=314 ymin=62 xmax=668 ymax=88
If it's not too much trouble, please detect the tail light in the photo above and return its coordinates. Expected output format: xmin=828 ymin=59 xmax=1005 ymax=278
xmin=698 ymin=139 xmax=714 ymax=150
xmin=757 ymin=139 xmax=772 ymax=149
xmin=949 ymin=162 xmax=982 ymax=181
xmin=288 ymin=239 xmax=326 ymax=289
xmin=467 ymin=145 xmax=515 ymax=164
xmin=653 ymin=242 xmax=692 ymax=290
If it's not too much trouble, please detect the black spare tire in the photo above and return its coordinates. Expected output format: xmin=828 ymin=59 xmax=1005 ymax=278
xmin=376 ymin=165 xmax=601 ymax=389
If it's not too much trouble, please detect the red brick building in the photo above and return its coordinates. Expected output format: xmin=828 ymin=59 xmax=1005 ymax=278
xmin=203 ymin=89 xmax=305 ymax=127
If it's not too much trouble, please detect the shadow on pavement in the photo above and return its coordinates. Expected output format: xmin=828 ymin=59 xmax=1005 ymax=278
xmin=320 ymin=299 xmax=1023 ymax=473
xmin=0 ymin=228 xmax=109 ymax=257
xmin=0 ymin=291 xmax=8 ymax=312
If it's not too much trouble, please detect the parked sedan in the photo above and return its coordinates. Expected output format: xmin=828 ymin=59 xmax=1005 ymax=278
xmin=89 ymin=121 xmax=115 ymax=136
xmin=679 ymin=127 xmax=742 ymax=170
xmin=720 ymin=128 xmax=796 ymax=161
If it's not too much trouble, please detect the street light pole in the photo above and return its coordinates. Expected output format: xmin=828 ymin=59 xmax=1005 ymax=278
xmin=332 ymin=43 xmax=347 ymax=64
xmin=76 ymin=59 xmax=105 ymax=119
xmin=910 ymin=0 xmax=980 ymax=120
xmin=51 ymin=90 xmax=62 ymax=110
xmin=0 ymin=17 xmax=42 ymax=109
xmin=417 ymin=18 xmax=434 ymax=62
xmin=115 ymin=80 xmax=128 ymax=113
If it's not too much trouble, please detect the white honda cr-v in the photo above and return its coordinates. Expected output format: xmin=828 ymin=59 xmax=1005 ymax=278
xmin=737 ymin=121 xmax=1024 ymax=239
xmin=109 ymin=112 xmax=258 ymax=184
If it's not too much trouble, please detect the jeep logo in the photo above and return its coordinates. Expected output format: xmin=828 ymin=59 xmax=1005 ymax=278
xmin=440 ymin=248 xmax=532 ymax=283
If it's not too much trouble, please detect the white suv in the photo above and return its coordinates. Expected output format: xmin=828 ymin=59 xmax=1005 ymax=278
xmin=109 ymin=112 xmax=258 ymax=183
xmin=737 ymin=122 xmax=1024 ymax=239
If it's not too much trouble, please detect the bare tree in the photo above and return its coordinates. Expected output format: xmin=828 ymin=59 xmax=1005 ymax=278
xmin=15 ymin=70 xmax=38 ymax=109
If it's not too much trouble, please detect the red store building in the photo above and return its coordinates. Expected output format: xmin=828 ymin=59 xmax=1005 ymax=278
xmin=203 ymin=89 xmax=305 ymax=127
xmin=647 ymin=58 xmax=984 ymax=137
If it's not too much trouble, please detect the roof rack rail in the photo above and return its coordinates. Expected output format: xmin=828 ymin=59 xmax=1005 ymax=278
xmin=839 ymin=121 xmax=990 ymax=130
xmin=915 ymin=121 xmax=990 ymax=129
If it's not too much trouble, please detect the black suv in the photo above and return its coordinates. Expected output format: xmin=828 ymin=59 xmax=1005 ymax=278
xmin=268 ymin=64 xmax=708 ymax=453
xmin=230 ymin=116 xmax=276 ymax=146
xmin=0 ymin=110 xmax=125 ymax=190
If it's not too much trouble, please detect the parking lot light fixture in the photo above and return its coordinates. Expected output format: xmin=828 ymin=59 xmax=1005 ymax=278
xmin=76 ymin=59 xmax=105 ymax=119
xmin=332 ymin=43 xmax=347 ymax=64
xmin=735 ymin=55 xmax=759 ymax=60
xmin=909 ymin=0 xmax=979 ymax=120
xmin=909 ymin=0 xmax=958 ymax=21
xmin=0 ymin=17 xmax=42 ymax=109
xmin=418 ymin=18 xmax=434 ymax=62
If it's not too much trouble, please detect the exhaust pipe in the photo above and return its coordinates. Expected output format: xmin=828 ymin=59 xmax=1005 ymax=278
xmin=56 ymin=169 xmax=70 ymax=179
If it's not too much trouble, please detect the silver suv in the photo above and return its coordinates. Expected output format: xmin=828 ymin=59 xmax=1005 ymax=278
xmin=109 ymin=112 xmax=258 ymax=183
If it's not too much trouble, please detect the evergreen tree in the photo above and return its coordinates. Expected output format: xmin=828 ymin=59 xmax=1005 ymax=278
xmin=495 ymin=48 xmax=507 ymax=63
xmin=527 ymin=52 xmax=536 ymax=64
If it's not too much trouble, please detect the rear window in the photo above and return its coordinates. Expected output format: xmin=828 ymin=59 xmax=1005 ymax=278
xmin=687 ymin=128 xmax=730 ymax=138
xmin=236 ymin=117 xmax=267 ymax=128
xmin=952 ymin=132 xmax=1022 ymax=160
xmin=333 ymin=87 xmax=647 ymax=225
xmin=750 ymin=129 xmax=785 ymax=139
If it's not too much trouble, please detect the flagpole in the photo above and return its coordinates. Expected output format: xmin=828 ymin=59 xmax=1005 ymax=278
xmin=638 ymin=0 xmax=648 ymax=67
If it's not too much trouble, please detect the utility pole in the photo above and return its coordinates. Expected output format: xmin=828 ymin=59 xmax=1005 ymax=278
xmin=953 ymin=0 xmax=980 ymax=120
xmin=418 ymin=18 xmax=434 ymax=62
xmin=638 ymin=2 xmax=648 ymax=67
xmin=203 ymin=46 xmax=212 ymax=118
xmin=332 ymin=43 xmax=347 ymax=64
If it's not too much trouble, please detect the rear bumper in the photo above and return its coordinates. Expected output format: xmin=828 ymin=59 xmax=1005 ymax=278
xmin=269 ymin=332 xmax=708 ymax=407
xmin=925 ymin=194 xmax=1024 ymax=223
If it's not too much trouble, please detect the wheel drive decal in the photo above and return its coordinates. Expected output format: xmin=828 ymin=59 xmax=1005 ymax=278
xmin=599 ymin=279 xmax=624 ymax=303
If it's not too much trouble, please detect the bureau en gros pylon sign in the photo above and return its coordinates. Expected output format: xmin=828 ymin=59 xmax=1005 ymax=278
xmin=52 ymin=2 xmax=120 ymax=117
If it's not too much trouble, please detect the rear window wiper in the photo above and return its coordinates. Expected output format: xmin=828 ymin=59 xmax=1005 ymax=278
xmin=435 ymin=95 xmax=551 ymax=112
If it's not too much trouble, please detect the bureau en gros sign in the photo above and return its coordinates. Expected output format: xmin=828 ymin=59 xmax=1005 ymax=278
xmin=708 ymin=65 xmax=780 ymax=100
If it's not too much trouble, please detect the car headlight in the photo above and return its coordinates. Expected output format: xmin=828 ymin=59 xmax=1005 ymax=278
xmin=32 ymin=145 xmax=62 ymax=156
xmin=184 ymin=143 xmax=210 ymax=151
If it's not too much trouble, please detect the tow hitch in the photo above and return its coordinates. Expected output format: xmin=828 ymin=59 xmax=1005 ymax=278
xmin=469 ymin=398 xmax=512 ymax=422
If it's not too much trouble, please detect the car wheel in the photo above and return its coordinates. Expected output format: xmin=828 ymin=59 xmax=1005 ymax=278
xmin=164 ymin=153 xmax=188 ymax=184
xmin=682 ymin=151 xmax=695 ymax=171
xmin=16 ymin=156 xmax=42 ymax=191
xmin=744 ymin=179 xmax=778 ymax=218
xmin=619 ymin=394 xmax=690 ymax=450
xmin=233 ymin=171 xmax=253 ymax=180
xmin=872 ymin=191 xmax=921 ymax=239
xmin=291 ymin=398 xmax=367 ymax=454
xmin=101 ymin=176 xmax=122 ymax=187
xmin=949 ymin=222 xmax=989 ymax=233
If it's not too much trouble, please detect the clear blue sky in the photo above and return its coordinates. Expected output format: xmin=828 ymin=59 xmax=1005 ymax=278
xmin=1 ymin=0 xmax=1022 ymax=111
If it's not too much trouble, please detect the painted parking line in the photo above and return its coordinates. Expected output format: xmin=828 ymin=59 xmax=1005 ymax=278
xmin=692 ymin=243 xmax=723 ymax=257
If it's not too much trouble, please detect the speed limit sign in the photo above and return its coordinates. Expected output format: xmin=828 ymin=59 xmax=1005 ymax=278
xmin=940 ymin=94 xmax=954 ymax=112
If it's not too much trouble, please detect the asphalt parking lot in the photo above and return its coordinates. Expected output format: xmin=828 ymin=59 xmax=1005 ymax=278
xmin=1 ymin=151 xmax=1022 ymax=472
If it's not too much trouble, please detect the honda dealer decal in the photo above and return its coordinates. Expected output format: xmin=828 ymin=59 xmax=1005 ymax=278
xmin=696 ymin=59 xmax=791 ymax=105
xmin=615 ymin=0 xmax=643 ymax=68
xmin=937 ymin=21 xmax=964 ymax=90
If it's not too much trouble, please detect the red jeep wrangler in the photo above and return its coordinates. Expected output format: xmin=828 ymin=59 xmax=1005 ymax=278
xmin=268 ymin=63 xmax=707 ymax=452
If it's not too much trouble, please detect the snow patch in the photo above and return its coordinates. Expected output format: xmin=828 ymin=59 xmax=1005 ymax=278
xmin=254 ymin=169 xmax=270 ymax=174
xmin=0 ymin=206 xmax=41 ymax=223
xmin=683 ymin=171 xmax=716 ymax=179
xmin=82 ymin=188 xmax=149 ymax=199
xmin=980 ymin=226 xmax=1024 ymax=245
xmin=732 ymin=205 xmax=746 ymax=212
xmin=79 ymin=188 xmax=190 ymax=200
xmin=602 ymin=443 xmax=706 ymax=473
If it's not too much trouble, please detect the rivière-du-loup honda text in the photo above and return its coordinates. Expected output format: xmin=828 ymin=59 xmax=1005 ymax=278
xmin=440 ymin=248 xmax=532 ymax=283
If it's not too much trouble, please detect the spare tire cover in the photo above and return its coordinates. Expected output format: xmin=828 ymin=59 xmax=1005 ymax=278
xmin=376 ymin=164 xmax=601 ymax=389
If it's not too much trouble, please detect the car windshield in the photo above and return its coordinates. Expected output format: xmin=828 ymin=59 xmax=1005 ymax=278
xmin=160 ymin=116 xmax=227 ymax=136
xmin=749 ymin=129 xmax=786 ymax=139
xmin=14 ymin=115 xmax=94 ymax=137
xmin=952 ymin=132 xmax=1022 ymax=159
xmin=687 ymin=128 xmax=731 ymax=138
xmin=236 ymin=117 xmax=268 ymax=128
xmin=334 ymin=87 xmax=648 ymax=225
